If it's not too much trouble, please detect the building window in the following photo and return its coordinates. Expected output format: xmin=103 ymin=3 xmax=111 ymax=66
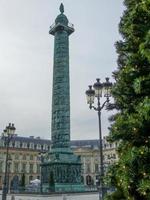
xmin=29 ymin=176 xmax=33 ymax=181
xmin=86 ymin=163 xmax=91 ymax=173
xmin=22 ymin=163 xmax=26 ymax=173
xmin=22 ymin=143 xmax=27 ymax=148
xmin=86 ymin=175 xmax=92 ymax=185
xmin=113 ymin=154 xmax=116 ymax=159
xmin=44 ymin=145 xmax=49 ymax=150
xmin=0 ymin=162 xmax=3 ymax=173
xmin=12 ymin=142 xmax=15 ymax=147
xmin=15 ymin=142 xmax=20 ymax=148
xmin=14 ymin=163 xmax=19 ymax=173
xmin=22 ymin=155 xmax=26 ymax=160
xmin=29 ymin=164 xmax=33 ymax=173
xmin=15 ymin=154 xmax=19 ymax=160
xmin=30 ymin=155 xmax=34 ymax=160
xmin=37 ymin=144 xmax=41 ymax=150
xmin=0 ymin=140 xmax=4 ymax=147
xmin=95 ymin=163 xmax=99 ymax=173
xmin=9 ymin=142 xmax=13 ymax=147
xmin=27 ymin=143 xmax=30 ymax=148
xmin=37 ymin=165 xmax=40 ymax=174
xmin=29 ymin=143 xmax=34 ymax=149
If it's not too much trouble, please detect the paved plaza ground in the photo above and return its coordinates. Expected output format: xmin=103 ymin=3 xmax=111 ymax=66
xmin=0 ymin=192 xmax=99 ymax=200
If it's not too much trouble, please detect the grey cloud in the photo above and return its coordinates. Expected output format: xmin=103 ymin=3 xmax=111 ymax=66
xmin=0 ymin=0 xmax=124 ymax=139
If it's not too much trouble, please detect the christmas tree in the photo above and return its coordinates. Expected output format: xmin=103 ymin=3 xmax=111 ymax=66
xmin=106 ymin=0 xmax=150 ymax=199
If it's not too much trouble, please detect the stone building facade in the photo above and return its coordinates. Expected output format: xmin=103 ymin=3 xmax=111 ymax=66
xmin=0 ymin=135 xmax=118 ymax=189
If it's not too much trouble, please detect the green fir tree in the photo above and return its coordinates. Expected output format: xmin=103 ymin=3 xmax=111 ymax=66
xmin=106 ymin=0 xmax=150 ymax=199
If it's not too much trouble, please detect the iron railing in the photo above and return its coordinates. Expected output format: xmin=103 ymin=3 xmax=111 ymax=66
xmin=50 ymin=22 xmax=74 ymax=30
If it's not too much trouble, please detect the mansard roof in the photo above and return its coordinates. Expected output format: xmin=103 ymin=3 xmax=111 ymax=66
xmin=10 ymin=135 xmax=99 ymax=148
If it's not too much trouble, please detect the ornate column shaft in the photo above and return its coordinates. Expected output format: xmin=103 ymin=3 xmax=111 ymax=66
xmin=49 ymin=3 xmax=74 ymax=149
xmin=42 ymin=4 xmax=84 ymax=192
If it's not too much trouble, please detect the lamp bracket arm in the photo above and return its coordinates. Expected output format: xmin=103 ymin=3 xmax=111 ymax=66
xmin=100 ymin=99 xmax=109 ymax=111
xmin=90 ymin=105 xmax=98 ymax=111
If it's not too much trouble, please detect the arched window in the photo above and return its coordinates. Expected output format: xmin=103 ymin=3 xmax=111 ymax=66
xmin=11 ymin=175 xmax=19 ymax=191
xmin=86 ymin=175 xmax=92 ymax=185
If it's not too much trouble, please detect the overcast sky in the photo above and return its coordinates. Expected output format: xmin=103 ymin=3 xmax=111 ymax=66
xmin=0 ymin=0 xmax=124 ymax=140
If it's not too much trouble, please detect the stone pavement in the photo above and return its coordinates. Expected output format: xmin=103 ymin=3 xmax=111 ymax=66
xmin=0 ymin=193 xmax=99 ymax=200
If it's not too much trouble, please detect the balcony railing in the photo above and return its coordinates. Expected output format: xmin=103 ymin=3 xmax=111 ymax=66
xmin=50 ymin=23 xmax=55 ymax=30
xmin=50 ymin=22 xmax=74 ymax=30
xmin=68 ymin=22 xmax=74 ymax=29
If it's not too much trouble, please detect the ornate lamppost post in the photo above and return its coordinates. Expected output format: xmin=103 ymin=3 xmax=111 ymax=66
xmin=2 ymin=123 xmax=16 ymax=200
xmin=38 ymin=152 xmax=46 ymax=194
xmin=7 ymin=157 xmax=12 ymax=194
xmin=85 ymin=78 xmax=112 ymax=200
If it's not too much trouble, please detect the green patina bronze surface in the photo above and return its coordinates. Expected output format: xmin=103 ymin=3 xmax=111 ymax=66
xmin=42 ymin=4 xmax=84 ymax=192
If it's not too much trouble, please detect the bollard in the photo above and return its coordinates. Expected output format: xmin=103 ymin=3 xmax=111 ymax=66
xmin=62 ymin=194 xmax=67 ymax=200
xmin=11 ymin=195 xmax=15 ymax=200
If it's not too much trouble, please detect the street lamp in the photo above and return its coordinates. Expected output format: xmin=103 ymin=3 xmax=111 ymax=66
xmin=38 ymin=152 xmax=46 ymax=194
xmin=85 ymin=78 xmax=112 ymax=200
xmin=7 ymin=156 xmax=12 ymax=194
xmin=2 ymin=123 xmax=16 ymax=200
